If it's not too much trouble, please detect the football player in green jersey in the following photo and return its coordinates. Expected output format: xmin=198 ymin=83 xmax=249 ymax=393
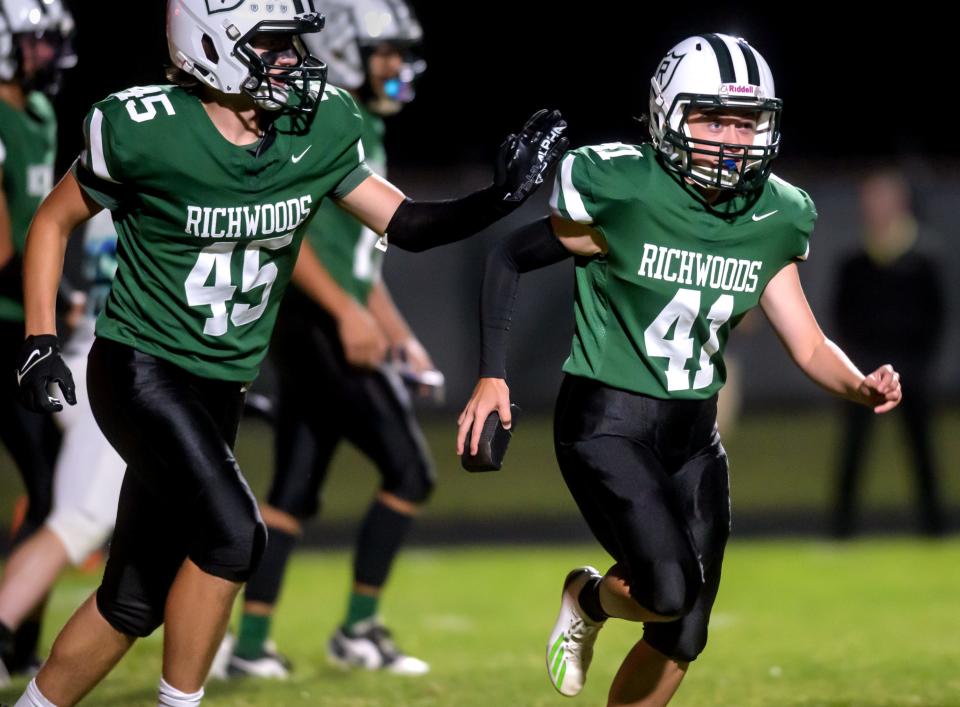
xmin=10 ymin=1 xmax=566 ymax=705
xmin=0 ymin=0 xmax=76 ymax=684
xmin=221 ymin=0 xmax=436 ymax=679
xmin=457 ymin=33 xmax=901 ymax=706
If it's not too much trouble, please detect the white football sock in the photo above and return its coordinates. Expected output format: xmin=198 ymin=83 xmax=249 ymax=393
xmin=14 ymin=678 xmax=58 ymax=707
xmin=157 ymin=676 xmax=204 ymax=706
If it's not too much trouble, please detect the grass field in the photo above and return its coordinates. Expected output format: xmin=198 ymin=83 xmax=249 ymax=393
xmin=2 ymin=539 xmax=959 ymax=706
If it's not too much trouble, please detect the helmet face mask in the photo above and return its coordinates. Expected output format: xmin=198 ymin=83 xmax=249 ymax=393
xmin=233 ymin=20 xmax=327 ymax=112
xmin=167 ymin=0 xmax=328 ymax=113
xmin=649 ymin=34 xmax=782 ymax=194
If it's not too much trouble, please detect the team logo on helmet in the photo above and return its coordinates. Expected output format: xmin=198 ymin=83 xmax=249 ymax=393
xmin=205 ymin=0 xmax=245 ymax=13
xmin=265 ymin=3 xmax=275 ymax=12
xmin=656 ymin=51 xmax=686 ymax=92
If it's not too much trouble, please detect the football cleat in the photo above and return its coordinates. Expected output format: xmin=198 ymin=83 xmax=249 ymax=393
xmin=209 ymin=633 xmax=292 ymax=681
xmin=546 ymin=566 xmax=606 ymax=697
xmin=327 ymin=619 xmax=429 ymax=676
xmin=228 ymin=639 xmax=293 ymax=680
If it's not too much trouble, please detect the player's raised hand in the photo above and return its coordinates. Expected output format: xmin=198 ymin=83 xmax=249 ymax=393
xmin=858 ymin=364 xmax=902 ymax=413
xmin=16 ymin=334 xmax=76 ymax=413
xmin=457 ymin=377 xmax=512 ymax=457
xmin=495 ymin=109 xmax=569 ymax=203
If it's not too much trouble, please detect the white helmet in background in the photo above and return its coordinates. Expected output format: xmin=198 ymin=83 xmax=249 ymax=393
xmin=166 ymin=0 xmax=327 ymax=112
xmin=0 ymin=0 xmax=76 ymax=94
xmin=304 ymin=0 xmax=424 ymax=115
xmin=649 ymin=33 xmax=782 ymax=192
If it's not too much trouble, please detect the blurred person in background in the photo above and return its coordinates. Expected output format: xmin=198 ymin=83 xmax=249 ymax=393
xmin=458 ymin=33 xmax=902 ymax=706
xmin=217 ymin=0 xmax=439 ymax=679
xmin=0 ymin=0 xmax=75 ymax=684
xmin=0 ymin=210 xmax=126 ymax=689
xmin=831 ymin=169 xmax=946 ymax=538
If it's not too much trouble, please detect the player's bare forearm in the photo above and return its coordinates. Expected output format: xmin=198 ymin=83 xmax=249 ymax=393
xmin=23 ymin=172 xmax=99 ymax=337
xmin=795 ymin=336 xmax=867 ymax=402
xmin=367 ymin=280 xmax=412 ymax=346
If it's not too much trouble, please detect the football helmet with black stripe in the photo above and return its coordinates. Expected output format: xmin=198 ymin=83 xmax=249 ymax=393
xmin=166 ymin=0 xmax=327 ymax=112
xmin=649 ymin=33 xmax=781 ymax=192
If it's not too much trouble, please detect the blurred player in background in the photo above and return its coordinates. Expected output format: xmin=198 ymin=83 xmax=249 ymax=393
xmin=458 ymin=33 xmax=902 ymax=706
xmin=0 ymin=0 xmax=75 ymax=684
xmin=832 ymin=169 xmax=946 ymax=538
xmin=220 ymin=0 xmax=439 ymax=679
xmin=0 ymin=210 xmax=126 ymax=688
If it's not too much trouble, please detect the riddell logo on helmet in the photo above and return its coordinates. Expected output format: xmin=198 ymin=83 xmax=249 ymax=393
xmin=720 ymin=84 xmax=757 ymax=96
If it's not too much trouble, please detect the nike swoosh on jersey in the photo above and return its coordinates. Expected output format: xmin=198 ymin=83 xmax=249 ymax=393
xmin=752 ymin=210 xmax=779 ymax=221
xmin=291 ymin=146 xmax=312 ymax=164
xmin=17 ymin=348 xmax=52 ymax=385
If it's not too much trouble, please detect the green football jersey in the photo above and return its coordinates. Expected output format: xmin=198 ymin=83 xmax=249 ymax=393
xmin=72 ymin=84 xmax=372 ymax=381
xmin=304 ymin=102 xmax=386 ymax=304
xmin=549 ymin=142 xmax=816 ymax=400
xmin=0 ymin=92 xmax=57 ymax=321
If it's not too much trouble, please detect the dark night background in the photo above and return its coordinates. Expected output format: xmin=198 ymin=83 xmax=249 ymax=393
xmin=54 ymin=2 xmax=952 ymax=173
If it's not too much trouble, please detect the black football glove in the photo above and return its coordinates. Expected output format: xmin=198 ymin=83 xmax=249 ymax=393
xmin=15 ymin=334 xmax=76 ymax=413
xmin=495 ymin=109 xmax=569 ymax=204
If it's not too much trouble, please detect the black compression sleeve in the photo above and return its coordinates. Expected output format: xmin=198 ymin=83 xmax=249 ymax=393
xmin=383 ymin=186 xmax=514 ymax=253
xmin=479 ymin=217 xmax=572 ymax=378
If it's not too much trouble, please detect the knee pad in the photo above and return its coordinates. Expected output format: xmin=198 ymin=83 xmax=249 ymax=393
xmin=191 ymin=511 xmax=267 ymax=584
xmin=46 ymin=510 xmax=112 ymax=566
xmin=630 ymin=559 xmax=702 ymax=619
xmin=96 ymin=579 xmax=165 ymax=638
xmin=384 ymin=459 xmax=436 ymax=505
xmin=643 ymin=617 xmax=709 ymax=663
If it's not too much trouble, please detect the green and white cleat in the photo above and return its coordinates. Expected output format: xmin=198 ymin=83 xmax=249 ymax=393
xmin=546 ymin=566 xmax=605 ymax=697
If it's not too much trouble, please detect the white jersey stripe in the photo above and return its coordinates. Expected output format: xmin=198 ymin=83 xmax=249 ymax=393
xmin=0 ymin=135 xmax=6 ymax=166
xmin=89 ymin=108 xmax=119 ymax=184
xmin=557 ymin=153 xmax=592 ymax=224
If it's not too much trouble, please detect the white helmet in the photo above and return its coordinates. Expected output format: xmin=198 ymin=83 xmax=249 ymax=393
xmin=303 ymin=0 xmax=424 ymax=114
xmin=0 ymin=0 xmax=76 ymax=93
xmin=166 ymin=0 xmax=327 ymax=112
xmin=649 ymin=33 xmax=782 ymax=193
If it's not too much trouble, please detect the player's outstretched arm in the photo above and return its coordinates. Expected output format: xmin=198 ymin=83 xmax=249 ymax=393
xmin=760 ymin=263 xmax=902 ymax=413
xmin=456 ymin=215 xmax=606 ymax=456
xmin=338 ymin=109 xmax=568 ymax=253
xmin=17 ymin=171 xmax=100 ymax=412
